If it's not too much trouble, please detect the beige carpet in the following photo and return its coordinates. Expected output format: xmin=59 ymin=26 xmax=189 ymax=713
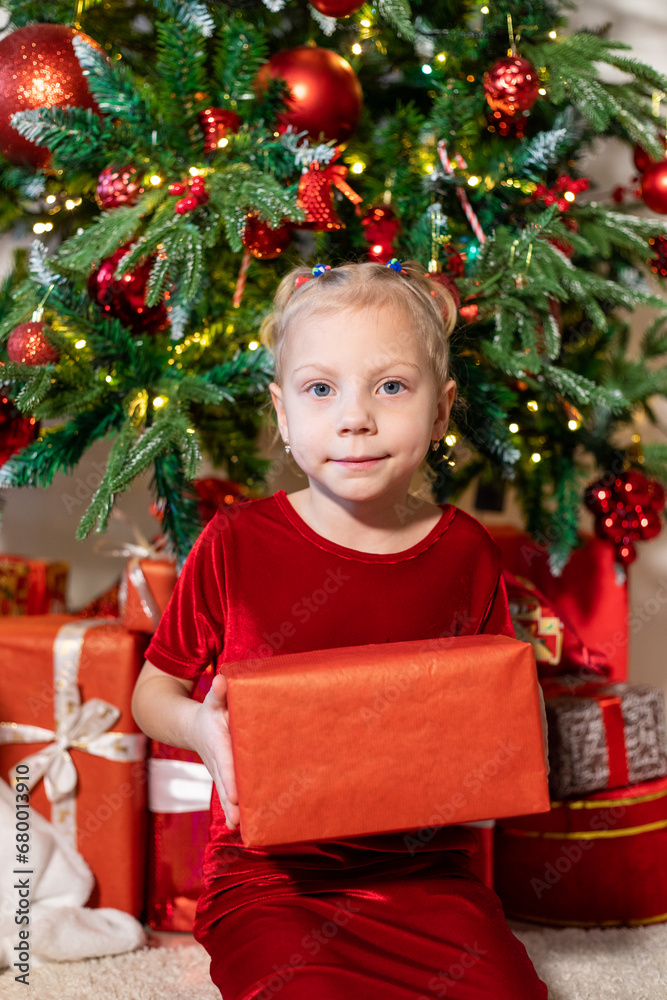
xmin=1 ymin=922 xmax=667 ymax=998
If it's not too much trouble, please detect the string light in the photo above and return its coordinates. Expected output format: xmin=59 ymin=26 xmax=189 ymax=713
xmin=480 ymin=5 xmax=489 ymax=12
xmin=351 ymin=161 xmax=365 ymax=174
xmin=74 ymin=339 xmax=86 ymax=349
xmin=548 ymin=30 xmax=557 ymax=39
xmin=568 ymin=419 xmax=579 ymax=431
xmin=248 ymin=340 xmax=259 ymax=350
xmin=45 ymin=195 xmax=56 ymax=204
xmin=352 ymin=42 xmax=362 ymax=55
xmin=437 ymin=53 xmax=447 ymax=62
xmin=149 ymin=175 xmax=162 ymax=186
xmin=538 ymin=87 xmax=547 ymax=95
xmin=424 ymin=163 xmax=434 ymax=173
xmin=105 ymin=375 xmax=113 ymax=383
xmin=422 ymin=64 xmax=432 ymax=75
xmin=564 ymin=191 xmax=575 ymax=202
xmin=186 ymin=428 xmax=195 ymax=434
xmin=360 ymin=18 xmax=371 ymax=27
xmin=445 ymin=434 xmax=457 ymax=446
xmin=527 ymin=400 xmax=539 ymax=412
xmin=217 ymin=137 xmax=229 ymax=148
xmin=467 ymin=175 xmax=480 ymax=186
xmin=531 ymin=452 xmax=541 ymax=463
xmin=509 ymin=422 xmax=519 ymax=433
xmin=153 ymin=396 xmax=166 ymax=408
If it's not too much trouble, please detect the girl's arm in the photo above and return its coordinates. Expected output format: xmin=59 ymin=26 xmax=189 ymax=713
xmin=132 ymin=660 xmax=240 ymax=830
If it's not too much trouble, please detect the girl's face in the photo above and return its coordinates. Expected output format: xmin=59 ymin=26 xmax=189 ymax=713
xmin=269 ymin=303 xmax=456 ymax=503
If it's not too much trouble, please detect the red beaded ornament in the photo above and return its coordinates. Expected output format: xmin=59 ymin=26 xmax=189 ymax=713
xmin=87 ymin=244 xmax=170 ymax=335
xmin=585 ymin=469 xmax=665 ymax=568
xmin=7 ymin=321 xmax=59 ymax=365
xmin=96 ymin=165 xmax=144 ymax=210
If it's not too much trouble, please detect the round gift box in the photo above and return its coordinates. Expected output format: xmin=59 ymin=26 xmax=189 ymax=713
xmin=494 ymin=775 xmax=667 ymax=926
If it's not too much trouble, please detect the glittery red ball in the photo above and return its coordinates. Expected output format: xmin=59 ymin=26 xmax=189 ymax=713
xmin=0 ymin=394 xmax=38 ymax=467
xmin=0 ymin=24 xmax=102 ymax=168
xmin=199 ymin=108 xmax=242 ymax=154
xmin=87 ymin=244 xmax=170 ymax=335
xmin=7 ymin=321 xmax=59 ymax=365
xmin=309 ymin=0 xmax=365 ymax=15
xmin=483 ymin=57 xmax=540 ymax=116
xmin=96 ymin=164 xmax=144 ymax=210
xmin=242 ymin=215 xmax=292 ymax=260
xmin=641 ymin=161 xmax=667 ymax=214
xmin=595 ymin=509 xmax=627 ymax=544
xmin=585 ymin=479 xmax=614 ymax=516
xmin=613 ymin=469 xmax=651 ymax=507
xmin=254 ymin=46 xmax=363 ymax=144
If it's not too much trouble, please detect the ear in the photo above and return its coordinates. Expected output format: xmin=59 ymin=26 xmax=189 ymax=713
xmin=432 ymin=378 xmax=457 ymax=439
xmin=268 ymin=382 xmax=288 ymax=442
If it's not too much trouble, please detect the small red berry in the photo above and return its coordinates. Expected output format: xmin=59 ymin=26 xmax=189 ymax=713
xmin=168 ymin=182 xmax=186 ymax=196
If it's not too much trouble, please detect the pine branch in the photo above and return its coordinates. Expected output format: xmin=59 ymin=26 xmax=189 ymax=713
xmin=9 ymin=106 xmax=104 ymax=167
xmin=149 ymin=0 xmax=215 ymax=36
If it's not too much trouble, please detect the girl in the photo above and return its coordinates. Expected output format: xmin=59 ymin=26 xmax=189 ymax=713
xmin=132 ymin=260 xmax=549 ymax=1000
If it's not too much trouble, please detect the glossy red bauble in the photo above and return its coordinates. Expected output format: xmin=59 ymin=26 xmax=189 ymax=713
xmin=633 ymin=137 xmax=666 ymax=175
xmin=483 ymin=56 xmax=540 ymax=116
xmin=254 ymin=46 xmax=362 ymax=144
xmin=309 ymin=0 xmax=365 ymax=15
xmin=0 ymin=24 xmax=102 ymax=168
xmin=242 ymin=214 xmax=292 ymax=259
xmin=87 ymin=244 xmax=170 ymax=335
xmin=0 ymin=394 xmax=38 ymax=466
xmin=641 ymin=161 xmax=667 ymax=214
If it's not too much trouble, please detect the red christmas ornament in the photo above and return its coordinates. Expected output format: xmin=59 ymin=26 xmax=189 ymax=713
xmin=638 ymin=505 xmax=662 ymax=541
xmin=254 ymin=46 xmax=363 ymax=144
xmin=641 ymin=161 xmax=667 ymax=214
xmin=459 ymin=302 xmax=479 ymax=324
xmin=193 ymin=477 xmax=250 ymax=525
xmin=0 ymin=24 xmax=103 ymax=168
xmin=361 ymin=204 xmax=401 ymax=263
xmin=0 ymin=394 xmax=38 ymax=467
xmin=96 ymin=164 xmax=144 ymax=210
xmin=87 ymin=244 xmax=170 ymax=335
xmin=648 ymin=235 xmax=667 ymax=277
xmin=426 ymin=268 xmax=461 ymax=309
xmin=586 ymin=469 xmax=664 ymax=567
xmin=168 ymin=182 xmax=186 ymax=196
xmin=617 ymin=469 xmax=651 ymax=507
xmin=617 ymin=541 xmax=637 ymax=568
xmin=309 ymin=0 xmax=365 ymax=15
xmin=633 ymin=137 xmax=666 ymax=175
xmin=483 ymin=56 xmax=540 ymax=116
xmin=199 ymin=107 xmax=241 ymax=154
xmin=174 ymin=194 xmax=199 ymax=214
xmin=296 ymin=151 xmax=362 ymax=231
xmin=242 ymin=214 xmax=292 ymax=259
xmin=487 ymin=109 xmax=528 ymax=139
xmin=7 ymin=321 xmax=59 ymax=365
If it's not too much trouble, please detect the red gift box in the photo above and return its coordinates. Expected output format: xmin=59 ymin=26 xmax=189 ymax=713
xmin=0 ymin=615 xmax=149 ymax=916
xmin=146 ymin=667 xmax=214 ymax=932
xmin=489 ymin=526 xmax=628 ymax=682
xmin=494 ymin=775 xmax=667 ymax=926
xmin=0 ymin=555 xmax=68 ymax=615
xmin=226 ymin=634 xmax=550 ymax=848
xmin=121 ymin=557 xmax=177 ymax=634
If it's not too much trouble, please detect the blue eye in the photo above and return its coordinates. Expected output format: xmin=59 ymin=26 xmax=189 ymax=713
xmin=307 ymin=383 xmax=331 ymax=397
xmin=380 ymin=380 xmax=405 ymax=395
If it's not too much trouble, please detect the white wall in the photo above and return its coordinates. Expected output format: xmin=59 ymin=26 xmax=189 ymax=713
xmin=1 ymin=1 xmax=666 ymax=700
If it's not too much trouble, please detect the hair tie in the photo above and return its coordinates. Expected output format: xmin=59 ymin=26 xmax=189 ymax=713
xmin=386 ymin=258 xmax=403 ymax=272
xmin=293 ymin=263 xmax=331 ymax=291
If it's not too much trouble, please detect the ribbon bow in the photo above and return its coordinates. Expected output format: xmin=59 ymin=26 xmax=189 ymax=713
xmin=95 ymin=509 xmax=171 ymax=625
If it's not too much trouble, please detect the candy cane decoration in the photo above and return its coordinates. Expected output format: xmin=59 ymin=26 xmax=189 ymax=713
xmin=233 ymin=249 xmax=252 ymax=309
xmin=437 ymin=140 xmax=486 ymax=245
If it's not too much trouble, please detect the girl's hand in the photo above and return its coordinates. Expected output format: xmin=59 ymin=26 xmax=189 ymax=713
xmin=189 ymin=672 xmax=240 ymax=831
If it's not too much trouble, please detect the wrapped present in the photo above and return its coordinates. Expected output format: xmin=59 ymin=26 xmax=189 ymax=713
xmin=226 ymin=634 xmax=550 ymax=848
xmin=146 ymin=667 xmax=214 ymax=932
xmin=121 ymin=556 xmax=177 ymax=633
xmin=544 ymin=682 xmax=667 ymax=799
xmin=489 ymin=525 xmax=628 ymax=682
xmin=0 ymin=555 xmax=69 ymax=615
xmin=494 ymin=775 xmax=667 ymax=926
xmin=0 ymin=615 xmax=149 ymax=916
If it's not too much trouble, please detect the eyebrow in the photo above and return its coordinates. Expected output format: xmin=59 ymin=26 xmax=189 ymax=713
xmin=293 ymin=360 xmax=421 ymax=375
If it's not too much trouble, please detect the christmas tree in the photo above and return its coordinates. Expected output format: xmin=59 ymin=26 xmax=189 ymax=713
xmin=0 ymin=0 xmax=666 ymax=572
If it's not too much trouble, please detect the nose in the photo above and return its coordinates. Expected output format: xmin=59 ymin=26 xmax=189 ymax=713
xmin=334 ymin=385 xmax=377 ymax=436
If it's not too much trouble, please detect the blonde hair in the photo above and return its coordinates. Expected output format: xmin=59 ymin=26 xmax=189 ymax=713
xmin=261 ymin=260 xmax=456 ymax=388
xmin=260 ymin=260 xmax=460 ymax=490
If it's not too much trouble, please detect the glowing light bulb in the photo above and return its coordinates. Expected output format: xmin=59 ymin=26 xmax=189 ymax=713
xmin=217 ymin=137 xmax=229 ymax=148
xmin=480 ymin=5 xmax=489 ymax=12
xmin=74 ymin=339 xmax=86 ymax=349
xmin=153 ymin=396 xmax=166 ymax=408
xmin=351 ymin=161 xmax=365 ymax=174
xmin=549 ymin=30 xmax=557 ymax=38
xmin=249 ymin=340 xmax=259 ymax=350
xmin=437 ymin=53 xmax=447 ymax=62
xmin=352 ymin=42 xmax=362 ymax=55
xmin=538 ymin=87 xmax=546 ymax=95
xmin=105 ymin=375 xmax=113 ymax=383
xmin=186 ymin=428 xmax=195 ymax=434
xmin=46 ymin=194 xmax=56 ymax=204
xmin=360 ymin=18 xmax=371 ymax=26
xmin=425 ymin=163 xmax=434 ymax=174
xmin=421 ymin=64 xmax=432 ymax=75
xmin=568 ymin=419 xmax=579 ymax=430
xmin=509 ymin=422 xmax=519 ymax=433
xmin=531 ymin=452 xmax=541 ymax=463
xmin=527 ymin=400 xmax=538 ymax=412
xmin=564 ymin=191 xmax=575 ymax=202
xmin=467 ymin=175 xmax=480 ymax=187
xmin=65 ymin=199 xmax=76 ymax=210
xmin=445 ymin=434 xmax=457 ymax=446
xmin=150 ymin=175 xmax=162 ymax=186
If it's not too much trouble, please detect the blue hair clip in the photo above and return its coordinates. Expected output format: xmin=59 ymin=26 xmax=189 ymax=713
xmin=386 ymin=258 xmax=403 ymax=272
xmin=312 ymin=263 xmax=332 ymax=276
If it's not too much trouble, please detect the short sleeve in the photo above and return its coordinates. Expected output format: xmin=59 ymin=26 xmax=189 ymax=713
xmin=144 ymin=515 xmax=226 ymax=680
xmin=479 ymin=565 xmax=515 ymax=639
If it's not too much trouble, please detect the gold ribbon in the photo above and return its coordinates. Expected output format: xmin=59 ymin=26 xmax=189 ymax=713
xmin=0 ymin=619 xmax=146 ymax=843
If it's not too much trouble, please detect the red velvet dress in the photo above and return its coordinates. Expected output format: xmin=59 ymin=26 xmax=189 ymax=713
xmin=145 ymin=490 xmax=548 ymax=1000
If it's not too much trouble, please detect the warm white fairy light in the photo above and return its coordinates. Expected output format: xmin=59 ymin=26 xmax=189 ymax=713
xmin=248 ymin=340 xmax=259 ymax=350
xmin=46 ymin=194 xmax=56 ymax=204
xmin=437 ymin=53 xmax=447 ymax=62
xmin=467 ymin=175 xmax=481 ymax=186
xmin=527 ymin=400 xmax=538 ymax=412
xmin=360 ymin=18 xmax=371 ymax=26
xmin=149 ymin=175 xmax=162 ymax=186
xmin=568 ymin=419 xmax=579 ymax=430
xmin=153 ymin=396 xmax=166 ymax=408
xmin=352 ymin=42 xmax=362 ymax=55
xmin=422 ymin=64 xmax=432 ymax=75
xmin=549 ymin=30 xmax=557 ymax=38
xmin=564 ymin=190 xmax=575 ymax=202
xmin=531 ymin=452 xmax=541 ymax=463
xmin=445 ymin=434 xmax=457 ymax=446
xmin=218 ymin=137 xmax=229 ymax=148
xmin=509 ymin=422 xmax=519 ymax=433
xmin=351 ymin=161 xmax=365 ymax=174
xmin=74 ymin=339 xmax=86 ymax=349
xmin=33 ymin=222 xmax=53 ymax=234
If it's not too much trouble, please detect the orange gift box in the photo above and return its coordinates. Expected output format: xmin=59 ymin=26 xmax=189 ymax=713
xmin=226 ymin=634 xmax=550 ymax=847
xmin=121 ymin=557 xmax=177 ymax=633
xmin=0 ymin=615 xmax=149 ymax=916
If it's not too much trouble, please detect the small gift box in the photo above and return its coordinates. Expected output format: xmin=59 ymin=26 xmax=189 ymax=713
xmin=0 ymin=615 xmax=149 ymax=915
xmin=495 ymin=775 xmax=667 ymax=926
xmin=121 ymin=556 xmax=177 ymax=633
xmin=0 ymin=555 xmax=69 ymax=615
xmin=544 ymin=682 xmax=667 ymax=799
xmin=146 ymin=667 xmax=214 ymax=932
xmin=226 ymin=634 xmax=550 ymax=848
